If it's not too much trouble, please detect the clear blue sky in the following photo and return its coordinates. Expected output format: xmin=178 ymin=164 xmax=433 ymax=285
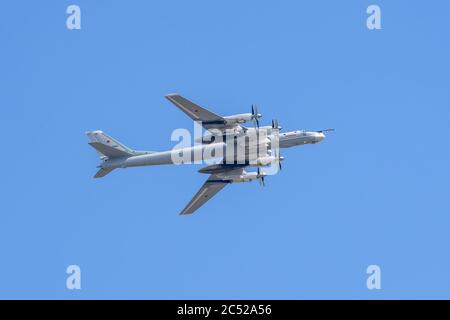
xmin=1 ymin=0 xmax=449 ymax=299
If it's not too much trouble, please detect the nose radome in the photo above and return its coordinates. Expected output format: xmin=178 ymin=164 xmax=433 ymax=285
xmin=315 ymin=132 xmax=325 ymax=142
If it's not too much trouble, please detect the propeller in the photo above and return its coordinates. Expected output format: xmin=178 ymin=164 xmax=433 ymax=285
xmin=273 ymin=147 xmax=284 ymax=171
xmin=257 ymin=167 xmax=265 ymax=187
xmin=271 ymin=119 xmax=282 ymax=130
xmin=251 ymin=104 xmax=261 ymax=128
xmin=278 ymin=156 xmax=283 ymax=171
xmin=269 ymin=119 xmax=283 ymax=170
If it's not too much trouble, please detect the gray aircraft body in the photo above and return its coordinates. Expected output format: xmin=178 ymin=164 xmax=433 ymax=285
xmin=87 ymin=94 xmax=332 ymax=214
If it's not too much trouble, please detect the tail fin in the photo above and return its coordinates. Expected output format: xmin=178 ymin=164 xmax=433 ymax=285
xmin=86 ymin=130 xmax=134 ymax=159
xmin=86 ymin=130 xmax=157 ymax=179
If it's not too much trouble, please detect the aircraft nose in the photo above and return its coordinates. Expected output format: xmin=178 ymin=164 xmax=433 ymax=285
xmin=314 ymin=132 xmax=325 ymax=143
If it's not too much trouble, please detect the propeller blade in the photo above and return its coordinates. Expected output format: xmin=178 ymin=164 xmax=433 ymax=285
xmin=272 ymin=119 xmax=279 ymax=129
xmin=257 ymin=167 xmax=265 ymax=187
xmin=251 ymin=104 xmax=261 ymax=118
xmin=251 ymin=105 xmax=260 ymax=129
xmin=273 ymin=147 xmax=283 ymax=171
xmin=271 ymin=119 xmax=281 ymax=130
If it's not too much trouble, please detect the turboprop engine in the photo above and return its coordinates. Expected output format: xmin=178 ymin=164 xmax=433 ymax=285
xmin=223 ymin=104 xmax=262 ymax=126
xmin=227 ymin=170 xmax=266 ymax=183
xmin=255 ymin=156 xmax=282 ymax=166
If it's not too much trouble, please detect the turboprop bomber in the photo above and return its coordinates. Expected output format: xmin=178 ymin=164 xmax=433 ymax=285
xmin=87 ymin=94 xmax=333 ymax=215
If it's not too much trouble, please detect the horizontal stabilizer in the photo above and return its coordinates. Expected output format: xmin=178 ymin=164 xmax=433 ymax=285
xmin=94 ymin=167 xmax=114 ymax=178
xmin=89 ymin=142 xmax=132 ymax=158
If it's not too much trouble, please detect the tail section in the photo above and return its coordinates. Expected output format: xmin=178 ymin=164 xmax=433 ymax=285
xmin=87 ymin=130 xmax=135 ymax=179
xmin=86 ymin=130 xmax=134 ymax=159
xmin=88 ymin=142 xmax=132 ymax=158
xmin=87 ymin=130 xmax=157 ymax=179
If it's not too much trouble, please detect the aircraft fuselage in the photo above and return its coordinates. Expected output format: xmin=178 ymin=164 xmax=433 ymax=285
xmin=99 ymin=130 xmax=324 ymax=170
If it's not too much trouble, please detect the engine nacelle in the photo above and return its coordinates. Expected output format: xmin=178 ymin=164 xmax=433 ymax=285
xmin=234 ymin=171 xmax=267 ymax=183
xmin=235 ymin=172 xmax=259 ymax=183
xmin=217 ymin=170 xmax=266 ymax=183
xmin=224 ymin=113 xmax=254 ymax=125
xmin=255 ymin=156 xmax=277 ymax=166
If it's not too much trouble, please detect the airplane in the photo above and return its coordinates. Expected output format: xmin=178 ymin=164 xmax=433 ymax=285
xmin=87 ymin=94 xmax=333 ymax=215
